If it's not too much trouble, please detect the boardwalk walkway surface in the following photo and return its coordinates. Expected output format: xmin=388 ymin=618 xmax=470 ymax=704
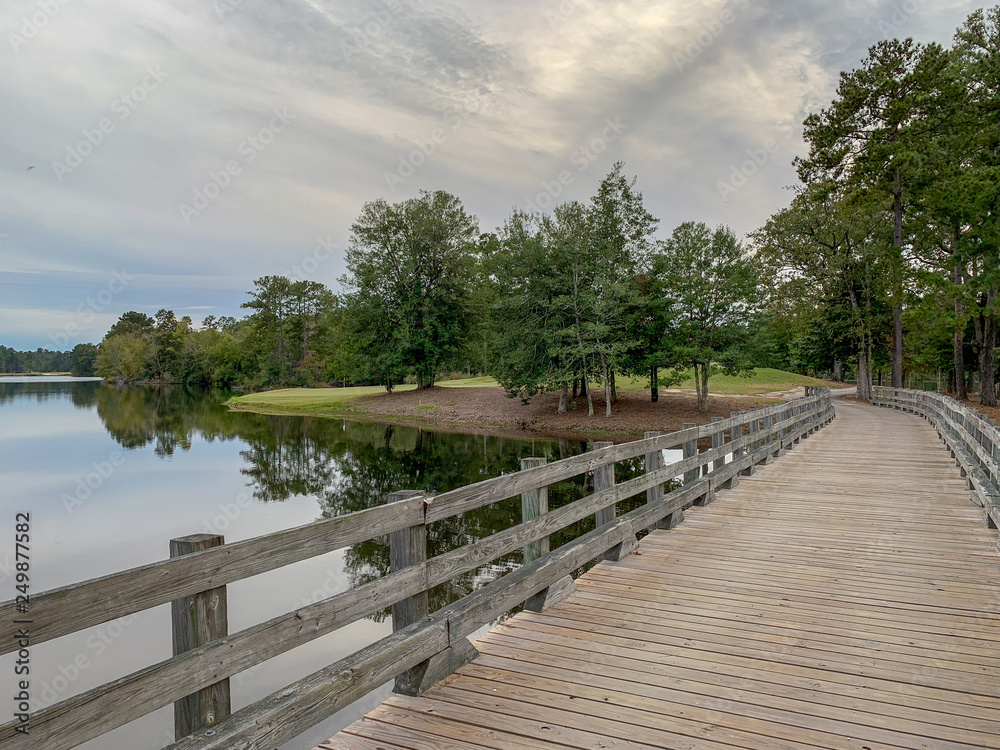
xmin=319 ymin=397 xmax=1000 ymax=750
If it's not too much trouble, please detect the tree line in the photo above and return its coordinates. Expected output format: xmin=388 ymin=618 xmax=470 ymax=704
xmin=0 ymin=344 xmax=97 ymax=376
xmin=44 ymin=5 xmax=1000 ymax=411
xmin=757 ymin=6 xmax=1000 ymax=403
xmin=91 ymin=164 xmax=762 ymax=414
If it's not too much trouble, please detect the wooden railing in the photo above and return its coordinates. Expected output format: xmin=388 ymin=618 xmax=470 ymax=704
xmin=873 ymin=387 xmax=1000 ymax=530
xmin=0 ymin=388 xmax=834 ymax=750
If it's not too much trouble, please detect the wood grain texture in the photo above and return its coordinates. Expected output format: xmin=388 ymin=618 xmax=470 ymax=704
xmin=169 ymin=534 xmax=230 ymax=740
xmin=321 ymin=395 xmax=1000 ymax=750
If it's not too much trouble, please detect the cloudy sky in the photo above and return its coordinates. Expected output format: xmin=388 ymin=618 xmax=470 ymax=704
xmin=0 ymin=0 xmax=989 ymax=349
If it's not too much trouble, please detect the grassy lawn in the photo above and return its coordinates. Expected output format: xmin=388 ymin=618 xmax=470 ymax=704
xmin=230 ymin=376 xmax=498 ymax=410
xmin=617 ymin=368 xmax=833 ymax=396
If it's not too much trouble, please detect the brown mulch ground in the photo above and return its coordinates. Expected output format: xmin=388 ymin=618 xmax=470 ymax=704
xmin=340 ymin=386 xmax=784 ymax=442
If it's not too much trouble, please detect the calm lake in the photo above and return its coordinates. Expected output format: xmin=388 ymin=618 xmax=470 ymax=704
xmin=0 ymin=377 xmax=680 ymax=750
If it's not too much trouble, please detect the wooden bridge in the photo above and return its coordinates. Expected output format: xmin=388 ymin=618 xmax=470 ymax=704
xmin=3 ymin=386 xmax=1000 ymax=750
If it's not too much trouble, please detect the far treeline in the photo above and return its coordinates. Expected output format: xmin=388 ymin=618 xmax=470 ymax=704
xmin=0 ymin=345 xmax=96 ymax=377
xmin=83 ymin=7 xmax=999 ymax=411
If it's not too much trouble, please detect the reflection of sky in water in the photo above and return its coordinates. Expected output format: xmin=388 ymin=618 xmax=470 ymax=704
xmin=0 ymin=379 xmax=685 ymax=750
xmin=0 ymin=382 xmax=392 ymax=749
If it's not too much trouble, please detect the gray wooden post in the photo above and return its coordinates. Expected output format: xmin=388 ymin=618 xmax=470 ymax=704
xmin=725 ymin=411 xmax=742 ymax=489
xmin=520 ymin=458 xmax=549 ymax=563
xmin=682 ymin=423 xmax=709 ymax=506
xmin=645 ymin=431 xmax=682 ymax=530
xmin=389 ymin=490 xmax=477 ymax=695
xmin=743 ymin=416 xmax=759 ymax=475
xmin=170 ymin=534 xmax=231 ymax=740
xmin=711 ymin=417 xmax=725 ymax=473
xmin=593 ymin=441 xmax=637 ymax=561
xmin=521 ymin=458 xmax=576 ymax=611
xmin=764 ymin=414 xmax=778 ymax=463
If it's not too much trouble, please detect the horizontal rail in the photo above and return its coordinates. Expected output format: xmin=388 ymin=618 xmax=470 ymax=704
xmin=0 ymin=389 xmax=835 ymax=750
xmin=0 ymin=497 xmax=426 ymax=656
xmin=162 ymin=478 xmax=721 ymax=750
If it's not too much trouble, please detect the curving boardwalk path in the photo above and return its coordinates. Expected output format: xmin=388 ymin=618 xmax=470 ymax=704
xmin=319 ymin=397 xmax=1000 ymax=750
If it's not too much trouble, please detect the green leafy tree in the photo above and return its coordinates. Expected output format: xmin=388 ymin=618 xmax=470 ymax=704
xmin=658 ymin=222 xmax=761 ymax=412
xmin=69 ymin=343 xmax=98 ymax=377
xmin=344 ymin=190 xmax=480 ymax=390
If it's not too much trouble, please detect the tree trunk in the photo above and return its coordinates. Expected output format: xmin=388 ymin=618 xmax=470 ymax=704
xmin=832 ymin=360 xmax=844 ymax=382
xmin=891 ymin=167 xmax=904 ymax=388
xmin=583 ymin=364 xmax=594 ymax=417
xmin=699 ymin=363 xmax=709 ymax=412
xmin=650 ymin=366 xmax=659 ymax=403
xmin=980 ymin=297 xmax=997 ymax=407
xmin=953 ymin=231 xmax=967 ymax=400
xmin=580 ymin=377 xmax=588 ymax=398
xmin=572 ymin=379 xmax=578 ymax=399
xmin=856 ymin=346 xmax=873 ymax=402
xmin=610 ymin=370 xmax=618 ymax=404
xmin=557 ymin=383 xmax=568 ymax=414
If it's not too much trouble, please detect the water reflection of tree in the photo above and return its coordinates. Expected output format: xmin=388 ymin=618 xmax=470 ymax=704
xmin=69 ymin=382 xmax=653 ymax=617
xmin=0 ymin=381 xmax=100 ymax=407
xmin=95 ymin=384 xmax=241 ymax=456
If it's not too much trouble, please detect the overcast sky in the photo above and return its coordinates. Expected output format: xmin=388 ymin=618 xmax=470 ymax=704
xmin=0 ymin=0 xmax=989 ymax=349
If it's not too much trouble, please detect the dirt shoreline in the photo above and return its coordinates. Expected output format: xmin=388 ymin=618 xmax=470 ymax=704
xmin=230 ymin=385 xmax=795 ymax=442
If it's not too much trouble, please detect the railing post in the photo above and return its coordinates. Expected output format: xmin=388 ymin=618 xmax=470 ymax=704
xmin=389 ymin=489 xmax=477 ymax=695
xmin=645 ymin=431 xmax=682 ymax=530
xmin=593 ymin=442 xmax=638 ymax=561
xmin=726 ymin=411 xmax=742 ymax=488
xmin=743 ymin=415 xmax=758 ymax=476
xmin=764 ymin=413 xmax=778 ymax=463
xmin=705 ymin=417 xmax=724 ymax=504
xmin=521 ymin=458 xmax=576 ymax=611
xmin=170 ymin=534 xmax=231 ymax=741
xmin=711 ymin=417 xmax=726 ymax=473
xmin=520 ymin=458 xmax=549 ymax=563
xmin=682 ymin=423 xmax=710 ymax=506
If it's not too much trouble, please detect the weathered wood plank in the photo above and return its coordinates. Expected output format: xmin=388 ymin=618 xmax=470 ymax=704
xmin=170 ymin=534 xmax=230 ymax=739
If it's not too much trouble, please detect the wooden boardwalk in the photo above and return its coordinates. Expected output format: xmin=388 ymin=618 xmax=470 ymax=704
xmin=322 ymin=397 xmax=1000 ymax=750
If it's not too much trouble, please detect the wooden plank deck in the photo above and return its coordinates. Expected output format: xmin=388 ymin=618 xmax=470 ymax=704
xmin=319 ymin=397 xmax=1000 ymax=750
